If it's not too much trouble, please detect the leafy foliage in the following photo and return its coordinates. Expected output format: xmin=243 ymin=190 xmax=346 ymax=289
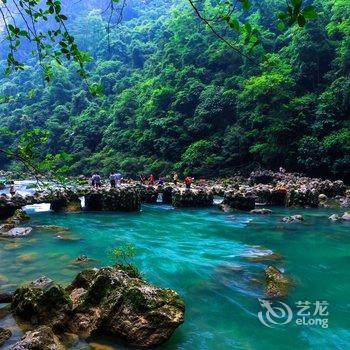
xmin=0 ymin=0 xmax=348 ymax=180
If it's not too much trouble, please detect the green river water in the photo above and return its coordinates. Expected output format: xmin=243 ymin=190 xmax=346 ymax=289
xmin=0 ymin=204 xmax=349 ymax=350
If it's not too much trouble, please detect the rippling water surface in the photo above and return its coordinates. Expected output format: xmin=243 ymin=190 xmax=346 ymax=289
xmin=1 ymin=204 xmax=350 ymax=349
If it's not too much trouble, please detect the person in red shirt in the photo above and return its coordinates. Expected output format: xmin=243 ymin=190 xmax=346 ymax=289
xmin=184 ymin=176 xmax=193 ymax=189
xmin=148 ymin=174 xmax=155 ymax=185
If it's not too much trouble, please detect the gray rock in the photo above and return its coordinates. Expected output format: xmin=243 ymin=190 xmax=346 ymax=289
xmin=282 ymin=215 xmax=304 ymax=223
xmin=11 ymin=326 xmax=64 ymax=350
xmin=250 ymin=208 xmax=272 ymax=215
xmin=328 ymin=214 xmax=343 ymax=222
xmin=318 ymin=194 xmax=327 ymax=201
xmin=2 ymin=227 xmax=32 ymax=237
xmin=342 ymin=212 xmax=350 ymax=221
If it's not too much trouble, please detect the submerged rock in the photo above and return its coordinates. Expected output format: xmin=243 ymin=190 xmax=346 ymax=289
xmin=281 ymin=215 xmax=304 ymax=223
xmin=265 ymin=266 xmax=292 ymax=298
xmin=11 ymin=326 xmax=64 ymax=350
xmin=35 ymin=225 xmax=69 ymax=232
xmin=250 ymin=208 xmax=272 ymax=215
xmin=0 ymin=327 xmax=12 ymax=347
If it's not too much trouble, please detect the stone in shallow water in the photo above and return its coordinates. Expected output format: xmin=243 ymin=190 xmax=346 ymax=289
xmin=342 ymin=212 xmax=350 ymax=221
xmin=18 ymin=253 xmax=38 ymax=263
xmin=0 ymin=327 xmax=12 ymax=347
xmin=3 ymin=242 xmax=22 ymax=251
xmin=328 ymin=214 xmax=343 ymax=222
xmin=281 ymin=215 xmax=304 ymax=223
xmin=35 ymin=225 xmax=69 ymax=232
xmin=250 ymin=208 xmax=272 ymax=215
xmin=11 ymin=326 xmax=64 ymax=350
xmin=2 ymin=227 xmax=33 ymax=237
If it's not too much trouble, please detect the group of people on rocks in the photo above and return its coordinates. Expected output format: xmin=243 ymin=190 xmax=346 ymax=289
xmin=91 ymin=172 xmax=200 ymax=190
xmin=91 ymin=172 xmax=123 ymax=188
xmin=139 ymin=173 xmax=196 ymax=189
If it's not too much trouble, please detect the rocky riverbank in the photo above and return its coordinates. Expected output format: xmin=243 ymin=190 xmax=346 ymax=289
xmin=2 ymin=265 xmax=185 ymax=349
xmin=0 ymin=170 xmax=349 ymax=221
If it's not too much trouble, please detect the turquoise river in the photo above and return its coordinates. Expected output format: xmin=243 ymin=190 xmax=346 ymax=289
xmin=0 ymin=203 xmax=349 ymax=349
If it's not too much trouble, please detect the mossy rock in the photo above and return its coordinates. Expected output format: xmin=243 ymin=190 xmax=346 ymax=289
xmin=265 ymin=266 xmax=292 ymax=298
xmin=11 ymin=277 xmax=72 ymax=325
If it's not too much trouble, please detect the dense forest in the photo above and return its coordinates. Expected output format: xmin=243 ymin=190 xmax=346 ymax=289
xmin=0 ymin=0 xmax=349 ymax=179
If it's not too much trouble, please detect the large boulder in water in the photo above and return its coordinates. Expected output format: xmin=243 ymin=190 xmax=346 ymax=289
xmin=11 ymin=326 xmax=64 ymax=350
xmin=10 ymin=267 xmax=185 ymax=348
xmin=11 ymin=276 xmax=72 ymax=327
xmin=67 ymin=266 xmax=185 ymax=347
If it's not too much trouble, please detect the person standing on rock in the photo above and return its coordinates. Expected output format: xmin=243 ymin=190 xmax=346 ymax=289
xmin=173 ymin=173 xmax=179 ymax=186
xmin=91 ymin=173 xmax=97 ymax=187
xmin=109 ymin=173 xmax=116 ymax=188
xmin=185 ymin=176 xmax=193 ymax=190
xmin=115 ymin=172 xmax=122 ymax=186
xmin=139 ymin=174 xmax=146 ymax=184
xmin=94 ymin=173 xmax=102 ymax=188
xmin=148 ymin=174 xmax=155 ymax=186
xmin=158 ymin=176 xmax=165 ymax=187
xmin=9 ymin=182 xmax=16 ymax=196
